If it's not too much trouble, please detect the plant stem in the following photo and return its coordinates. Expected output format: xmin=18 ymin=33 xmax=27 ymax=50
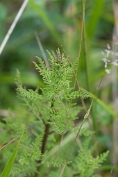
xmin=0 ymin=0 xmax=28 ymax=55
xmin=82 ymin=0 xmax=91 ymax=92
xmin=82 ymin=0 xmax=98 ymax=131
xmin=41 ymin=123 xmax=50 ymax=155
xmin=35 ymin=99 xmax=55 ymax=176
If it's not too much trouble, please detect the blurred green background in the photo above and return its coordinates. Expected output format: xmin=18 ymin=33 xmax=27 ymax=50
xmin=0 ymin=0 xmax=113 ymax=108
xmin=1 ymin=0 xmax=118 ymax=175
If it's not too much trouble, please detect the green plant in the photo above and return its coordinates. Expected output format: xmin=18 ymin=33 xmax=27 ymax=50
xmin=0 ymin=130 xmax=24 ymax=177
xmin=0 ymin=49 xmax=108 ymax=177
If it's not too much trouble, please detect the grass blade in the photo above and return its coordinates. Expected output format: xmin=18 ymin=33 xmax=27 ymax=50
xmin=29 ymin=0 xmax=60 ymax=44
xmin=81 ymin=87 xmax=118 ymax=119
xmin=0 ymin=130 xmax=25 ymax=177
xmin=87 ymin=0 xmax=105 ymax=38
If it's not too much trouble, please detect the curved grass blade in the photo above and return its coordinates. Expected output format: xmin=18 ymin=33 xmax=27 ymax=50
xmin=80 ymin=87 xmax=118 ymax=119
xmin=0 ymin=130 xmax=25 ymax=177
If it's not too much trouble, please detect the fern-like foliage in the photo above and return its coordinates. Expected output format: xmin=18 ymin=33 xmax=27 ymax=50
xmin=16 ymin=49 xmax=89 ymax=134
xmin=74 ymin=130 xmax=109 ymax=177
xmin=0 ymin=49 xmax=108 ymax=177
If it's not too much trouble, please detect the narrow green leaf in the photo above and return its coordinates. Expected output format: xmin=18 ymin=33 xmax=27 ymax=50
xmin=0 ymin=130 xmax=25 ymax=177
xmin=87 ymin=0 xmax=105 ymax=38
xmin=81 ymin=87 xmax=118 ymax=119
xmin=29 ymin=0 xmax=60 ymax=44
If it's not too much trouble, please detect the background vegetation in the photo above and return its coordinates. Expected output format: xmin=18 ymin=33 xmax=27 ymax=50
xmin=0 ymin=0 xmax=118 ymax=176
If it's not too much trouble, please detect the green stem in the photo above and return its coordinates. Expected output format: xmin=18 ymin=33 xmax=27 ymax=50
xmin=82 ymin=0 xmax=91 ymax=91
xmin=82 ymin=0 xmax=97 ymax=131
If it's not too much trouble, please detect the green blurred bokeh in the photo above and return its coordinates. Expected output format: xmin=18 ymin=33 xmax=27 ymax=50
xmin=0 ymin=0 xmax=114 ymax=108
xmin=0 ymin=0 xmax=116 ymax=174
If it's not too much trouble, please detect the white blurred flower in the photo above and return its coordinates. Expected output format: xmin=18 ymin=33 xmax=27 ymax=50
xmin=101 ymin=44 xmax=118 ymax=74
xmin=105 ymin=49 xmax=111 ymax=57
xmin=111 ymin=60 xmax=118 ymax=66
xmin=105 ymin=69 xmax=111 ymax=74
xmin=101 ymin=58 xmax=110 ymax=68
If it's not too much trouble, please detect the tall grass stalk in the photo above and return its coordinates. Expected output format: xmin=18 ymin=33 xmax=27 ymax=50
xmin=0 ymin=0 xmax=28 ymax=55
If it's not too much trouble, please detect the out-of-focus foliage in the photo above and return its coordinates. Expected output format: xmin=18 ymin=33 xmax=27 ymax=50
xmin=0 ymin=50 xmax=108 ymax=176
xmin=0 ymin=0 xmax=116 ymax=175
xmin=0 ymin=0 xmax=114 ymax=107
